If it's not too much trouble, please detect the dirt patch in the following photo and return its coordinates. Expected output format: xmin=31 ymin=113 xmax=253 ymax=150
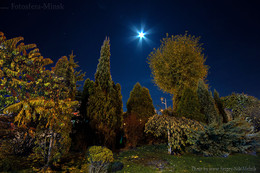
xmin=135 ymin=157 xmax=170 ymax=170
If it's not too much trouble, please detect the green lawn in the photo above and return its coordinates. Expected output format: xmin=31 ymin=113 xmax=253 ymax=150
xmin=2 ymin=144 xmax=259 ymax=172
xmin=114 ymin=144 xmax=260 ymax=173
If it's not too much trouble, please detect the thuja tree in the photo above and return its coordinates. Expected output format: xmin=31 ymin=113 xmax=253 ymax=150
xmin=176 ymin=87 xmax=205 ymax=123
xmin=197 ymin=79 xmax=220 ymax=125
xmin=124 ymin=82 xmax=155 ymax=147
xmin=1 ymin=32 xmax=78 ymax=168
xmin=126 ymin=82 xmax=155 ymax=119
xmin=214 ymin=90 xmax=228 ymax=123
xmin=87 ymin=37 xmax=123 ymax=149
xmin=145 ymin=108 xmax=203 ymax=155
xmin=147 ymin=32 xmax=208 ymax=108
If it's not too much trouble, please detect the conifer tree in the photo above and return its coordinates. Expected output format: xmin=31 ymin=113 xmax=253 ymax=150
xmin=191 ymin=118 xmax=259 ymax=156
xmin=80 ymin=78 xmax=94 ymax=119
xmin=87 ymin=37 xmax=123 ymax=149
xmin=52 ymin=51 xmax=85 ymax=100
xmin=95 ymin=37 xmax=113 ymax=92
xmin=176 ymin=87 xmax=205 ymax=123
xmin=126 ymin=82 xmax=155 ymax=119
xmin=214 ymin=90 xmax=228 ymax=123
xmin=113 ymin=83 xmax=124 ymax=121
xmin=124 ymin=82 xmax=155 ymax=147
xmin=70 ymin=78 xmax=94 ymax=151
xmin=197 ymin=79 xmax=219 ymax=124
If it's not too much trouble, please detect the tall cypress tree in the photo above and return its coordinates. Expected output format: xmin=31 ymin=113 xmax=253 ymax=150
xmin=87 ymin=37 xmax=123 ymax=149
xmin=126 ymin=82 xmax=155 ymax=119
xmin=197 ymin=79 xmax=219 ymax=124
xmin=95 ymin=37 xmax=113 ymax=93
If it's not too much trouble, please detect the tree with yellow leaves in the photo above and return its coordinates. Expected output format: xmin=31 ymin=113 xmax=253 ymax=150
xmin=147 ymin=32 xmax=208 ymax=108
xmin=1 ymin=32 xmax=79 ymax=168
xmin=52 ymin=51 xmax=85 ymax=100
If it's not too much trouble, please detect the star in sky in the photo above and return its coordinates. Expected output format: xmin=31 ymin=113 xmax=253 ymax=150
xmin=138 ymin=31 xmax=145 ymax=39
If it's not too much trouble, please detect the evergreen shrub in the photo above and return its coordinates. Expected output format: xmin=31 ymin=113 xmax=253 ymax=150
xmin=191 ymin=118 xmax=260 ymax=156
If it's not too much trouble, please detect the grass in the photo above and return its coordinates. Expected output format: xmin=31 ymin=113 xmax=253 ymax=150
xmin=1 ymin=144 xmax=259 ymax=172
xmin=114 ymin=144 xmax=260 ymax=173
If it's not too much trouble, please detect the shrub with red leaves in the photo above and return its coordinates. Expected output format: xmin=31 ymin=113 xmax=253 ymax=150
xmin=123 ymin=113 xmax=147 ymax=148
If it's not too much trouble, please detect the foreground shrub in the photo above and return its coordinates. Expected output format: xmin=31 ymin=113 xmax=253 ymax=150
xmin=191 ymin=118 xmax=260 ymax=156
xmin=87 ymin=146 xmax=114 ymax=173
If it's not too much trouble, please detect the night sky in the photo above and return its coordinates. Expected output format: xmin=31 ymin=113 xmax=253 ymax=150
xmin=1 ymin=0 xmax=260 ymax=111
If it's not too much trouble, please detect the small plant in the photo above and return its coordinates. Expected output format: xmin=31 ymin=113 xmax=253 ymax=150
xmin=87 ymin=146 xmax=114 ymax=173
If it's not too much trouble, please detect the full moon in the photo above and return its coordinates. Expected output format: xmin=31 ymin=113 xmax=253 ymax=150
xmin=138 ymin=31 xmax=145 ymax=38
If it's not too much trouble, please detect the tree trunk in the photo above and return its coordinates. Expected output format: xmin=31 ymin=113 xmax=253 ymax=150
xmin=46 ymin=130 xmax=53 ymax=167
xmin=44 ymin=135 xmax=47 ymax=163
xmin=167 ymin=127 xmax=171 ymax=154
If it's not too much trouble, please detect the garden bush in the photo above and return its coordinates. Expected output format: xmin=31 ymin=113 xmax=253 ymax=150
xmin=123 ymin=113 xmax=146 ymax=147
xmin=87 ymin=146 xmax=114 ymax=173
xmin=145 ymin=108 xmax=204 ymax=154
xmin=191 ymin=118 xmax=260 ymax=156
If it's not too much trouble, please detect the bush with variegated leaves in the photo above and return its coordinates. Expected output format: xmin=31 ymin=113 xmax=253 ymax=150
xmin=87 ymin=146 xmax=114 ymax=173
xmin=145 ymin=108 xmax=204 ymax=154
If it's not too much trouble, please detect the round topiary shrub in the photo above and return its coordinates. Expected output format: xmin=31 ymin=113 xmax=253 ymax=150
xmin=87 ymin=146 xmax=114 ymax=173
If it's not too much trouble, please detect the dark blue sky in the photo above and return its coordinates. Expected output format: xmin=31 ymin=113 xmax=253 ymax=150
xmin=1 ymin=0 xmax=260 ymax=111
